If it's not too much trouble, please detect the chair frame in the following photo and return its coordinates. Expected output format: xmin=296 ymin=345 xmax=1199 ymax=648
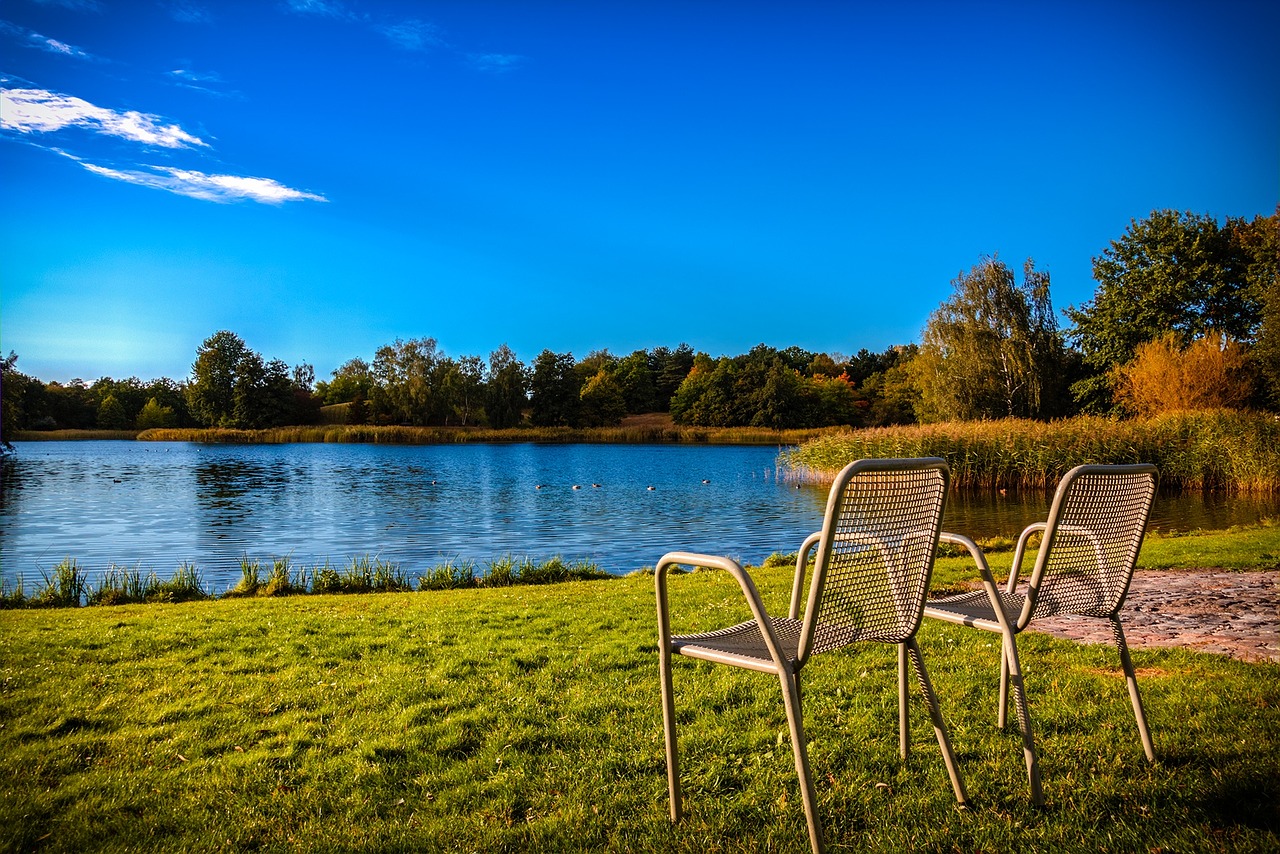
xmin=923 ymin=463 xmax=1158 ymax=806
xmin=656 ymin=458 xmax=968 ymax=854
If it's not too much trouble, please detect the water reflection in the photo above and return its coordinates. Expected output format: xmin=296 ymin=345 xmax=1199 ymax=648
xmin=1 ymin=441 xmax=1275 ymax=593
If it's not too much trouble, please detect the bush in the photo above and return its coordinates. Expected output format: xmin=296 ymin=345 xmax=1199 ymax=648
xmin=1112 ymin=332 xmax=1254 ymax=417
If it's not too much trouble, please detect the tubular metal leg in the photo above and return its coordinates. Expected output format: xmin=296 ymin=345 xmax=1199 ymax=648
xmin=659 ymin=645 xmax=682 ymax=822
xmin=1111 ymin=617 xmax=1156 ymax=763
xmin=904 ymin=638 xmax=970 ymax=807
xmin=1001 ymin=631 xmax=1044 ymax=806
xmin=998 ymin=641 xmax=1010 ymax=731
xmin=779 ymin=669 xmax=824 ymax=854
xmin=898 ymin=642 xmax=910 ymax=761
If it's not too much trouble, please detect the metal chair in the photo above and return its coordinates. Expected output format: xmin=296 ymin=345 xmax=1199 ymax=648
xmin=923 ymin=463 xmax=1158 ymax=805
xmin=656 ymin=458 xmax=968 ymax=854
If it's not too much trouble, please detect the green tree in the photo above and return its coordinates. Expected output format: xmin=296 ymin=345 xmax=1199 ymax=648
xmin=529 ymin=350 xmax=581 ymax=427
xmin=614 ymin=350 xmax=657 ymax=413
xmin=653 ymin=344 xmax=695 ymax=410
xmin=371 ymin=338 xmax=442 ymax=425
xmin=1067 ymin=209 xmax=1274 ymax=410
xmin=451 ymin=355 xmax=485 ymax=426
xmin=187 ymin=331 xmax=250 ymax=427
xmin=578 ymin=370 xmax=627 ymax=427
xmin=135 ymin=397 xmax=177 ymax=429
xmin=485 ymin=345 xmax=528 ymax=429
xmin=96 ymin=394 xmax=129 ymax=429
xmin=2 ymin=352 xmax=28 ymax=438
xmin=317 ymin=358 xmax=376 ymax=405
xmin=913 ymin=257 xmax=1062 ymax=422
xmin=1240 ymin=209 xmax=1280 ymax=408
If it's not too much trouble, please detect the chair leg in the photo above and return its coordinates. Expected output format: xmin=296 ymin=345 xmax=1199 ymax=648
xmin=904 ymin=638 xmax=969 ymax=807
xmin=898 ymin=642 xmax=910 ymax=761
xmin=998 ymin=639 xmax=1010 ymax=731
xmin=1111 ymin=617 xmax=1156 ymax=763
xmin=779 ymin=669 xmax=824 ymax=854
xmin=1000 ymin=631 xmax=1044 ymax=806
xmin=659 ymin=645 xmax=682 ymax=822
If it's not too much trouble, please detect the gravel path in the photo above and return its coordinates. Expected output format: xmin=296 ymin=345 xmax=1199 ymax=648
xmin=1026 ymin=570 xmax=1280 ymax=663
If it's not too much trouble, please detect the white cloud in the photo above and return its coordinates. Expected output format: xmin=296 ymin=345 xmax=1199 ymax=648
xmin=1 ymin=87 xmax=207 ymax=148
xmin=0 ymin=19 xmax=96 ymax=60
xmin=76 ymin=159 xmax=327 ymax=204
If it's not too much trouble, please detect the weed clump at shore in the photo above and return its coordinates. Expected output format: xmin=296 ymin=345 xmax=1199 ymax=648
xmin=0 ymin=553 xmax=610 ymax=610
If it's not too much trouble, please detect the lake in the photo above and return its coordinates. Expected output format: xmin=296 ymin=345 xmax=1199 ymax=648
xmin=2 ymin=441 xmax=1276 ymax=593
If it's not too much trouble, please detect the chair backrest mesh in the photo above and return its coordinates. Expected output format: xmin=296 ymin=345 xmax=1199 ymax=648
xmin=801 ymin=459 xmax=948 ymax=657
xmin=1027 ymin=464 xmax=1157 ymax=621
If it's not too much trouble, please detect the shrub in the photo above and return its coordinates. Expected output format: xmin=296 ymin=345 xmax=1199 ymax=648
xmin=1112 ymin=332 xmax=1254 ymax=417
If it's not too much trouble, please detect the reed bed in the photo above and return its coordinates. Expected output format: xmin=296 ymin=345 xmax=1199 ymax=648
xmin=134 ymin=423 xmax=838 ymax=446
xmin=782 ymin=410 xmax=1280 ymax=493
xmin=0 ymin=553 xmax=609 ymax=610
xmin=10 ymin=429 xmax=141 ymax=441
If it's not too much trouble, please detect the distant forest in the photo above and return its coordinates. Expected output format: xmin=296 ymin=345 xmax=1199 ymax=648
xmin=3 ymin=209 xmax=1278 ymax=435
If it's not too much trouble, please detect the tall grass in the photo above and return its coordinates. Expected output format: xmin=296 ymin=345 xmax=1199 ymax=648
xmin=135 ymin=423 xmax=838 ymax=446
xmin=0 ymin=553 xmax=610 ymax=610
xmin=783 ymin=410 xmax=1280 ymax=492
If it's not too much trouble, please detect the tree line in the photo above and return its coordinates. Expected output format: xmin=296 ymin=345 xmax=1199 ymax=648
xmin=3 ymin=208 xmax=1276 ymax=437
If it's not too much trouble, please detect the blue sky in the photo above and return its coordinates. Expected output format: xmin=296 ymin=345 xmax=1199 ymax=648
xmin=2 ymin=0 xmax=1276 ymax=384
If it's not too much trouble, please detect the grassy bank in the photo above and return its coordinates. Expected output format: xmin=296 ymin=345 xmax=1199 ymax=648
xmin=783 ymin=410 xmax=1280 ymax=493
xmin=2 ymin=547 xmax=1276 ymax=853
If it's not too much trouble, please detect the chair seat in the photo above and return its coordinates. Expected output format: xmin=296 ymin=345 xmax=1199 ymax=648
xmin=924 ymin=589 xmax=1025 ymax=632
xmin=673 ymin=617 xmax=803 ymax=673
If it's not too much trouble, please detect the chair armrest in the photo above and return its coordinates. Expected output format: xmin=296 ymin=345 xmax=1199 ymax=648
xmin=1008 ymin=522 xmax=1048 ymax=594
xmin=656 ymin=551 xmax=790 ymax=672
xmin=789 ymin=532 xmax=822 ymax=620
xmin=937 ymin=531 xmax=1020 ymax=635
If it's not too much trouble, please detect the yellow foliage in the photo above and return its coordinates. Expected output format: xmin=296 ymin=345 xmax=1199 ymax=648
xmin=1111 ymin=332 xmax=1253 ymax=417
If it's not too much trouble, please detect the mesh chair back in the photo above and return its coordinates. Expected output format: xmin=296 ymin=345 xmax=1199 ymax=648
xmin=1024 ymin=464 xmax=1157 ymax=622
xmin=798 ymin=458 xmax=948 ymax=661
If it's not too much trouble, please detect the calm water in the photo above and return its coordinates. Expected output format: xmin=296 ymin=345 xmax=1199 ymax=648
xmin=2 ymin=441 xmax=1276 ymax=592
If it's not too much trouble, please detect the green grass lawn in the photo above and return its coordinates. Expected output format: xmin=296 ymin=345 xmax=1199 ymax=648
xmin=2 ymin=530 xmax=1278 ymax=852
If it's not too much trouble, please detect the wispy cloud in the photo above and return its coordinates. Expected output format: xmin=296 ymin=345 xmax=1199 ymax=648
xmin=31 ymin=0 xmax=102 ymax=11
xmin=469 ymin=53 xmax=525 ymax=73
xmin=166 ymin=68 xmax=239 ymax=98
xmin=281 ymin=2 xmax=518 ymax=64
xmin=164 ymin=1 xmax=213 ymax=24
xmin=283 ymin=0 xmax=352 ymax=20
xmin=0 ymin=19 xmax=98 ymax=60
xmin=73 ymin=158 xmax=327 ymax=204
xmin=377 ymin=19 xmax=443 ymax=52
xmin=1 ymin=87 xmax=207 ymax=147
